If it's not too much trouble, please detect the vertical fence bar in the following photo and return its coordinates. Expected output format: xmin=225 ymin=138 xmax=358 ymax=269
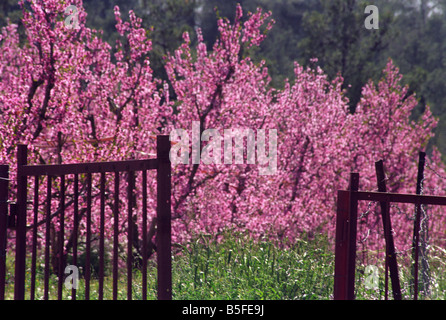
xmin=376 ymin=160 xmax=389 ymax=300
xmin=157 ymin=135 xmax=172 ymax=300
xmin=44 ymin=175 xmax=52 ymax=300
xmin=0 ymin=165 xmax=9 ymax=300
xmin=333 ymin=190 xmax=351 ymax=300
xmin=127 ymin=170 xmax=134 ymax=300
xmin=14 ymin=144 xmax=28 ymax=300
xmin=375 ymin=160 xmax=402 ymax=300
xmin=30 ymin=176 xmax=39 ymax=300
xmin=113 ymin=171 xmax=119 ymax=300
xmin=99 ymin=172 xmax=105 ymax=300
xmin=346 ymin=172 xmax=359 ymax=300
xmin=412 ymin=151 xmax=426 ymax=300
xmin=72 ymin=174 xmax=79 ymax=300
xmin=57 ymin=175 xmax=66 ymax=300
xmin=142 ymin=170 xmax=148 ymax=300
xmin=85 ymin=173 xmax=92 ymax=300
xmin=57 ymin=175 xmax=65 ymax=300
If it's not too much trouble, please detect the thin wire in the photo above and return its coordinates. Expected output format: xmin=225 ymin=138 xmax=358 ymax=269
xmin=359 ymin=201 xmax=375 ymax=219
xmin=354 ymin=158 xmax=440 ymax=298
xmin=425 ymin=158 xmax=446 ymax=181
xmin=418 ymin=174 xmax=431 ymax=296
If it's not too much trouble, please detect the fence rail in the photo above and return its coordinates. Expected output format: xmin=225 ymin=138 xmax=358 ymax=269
xmin=0 ymin=135 xmax=172 ymax=300
xmin=19 ymin=159 xmax=158 ymax=176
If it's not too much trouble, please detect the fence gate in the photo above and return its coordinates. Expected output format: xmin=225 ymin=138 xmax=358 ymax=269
xmin=334 ymin=169 xmax=446 ymax=300
xmin=0 ymin=135 xmax=172 ymax=300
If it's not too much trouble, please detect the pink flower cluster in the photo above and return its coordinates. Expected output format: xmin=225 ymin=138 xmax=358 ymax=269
xmin=0 ymin=1 xmax=445 ymax=256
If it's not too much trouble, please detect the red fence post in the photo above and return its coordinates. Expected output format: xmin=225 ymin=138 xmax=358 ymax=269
xmin=375 ymin=160 xmax=402 ymax=300
xmin=57 ymin=175 xmax=66 ymax=300
xmin=14 ymin=145 xmax=28 ymax=300
xmin=334 ymin=173 xmax=359 ymax=300
xmin=113 ymin=172 xmax=120 ymax=300
xmin=157 ymin=135 xmax=172 ymax=300
xmin=412 ymin=151 xmax=426 ymax=300
xmin=346 ymin=173 xmax=359 ymax=300
xmin=334 ymin=190 xmax=350 ymax=300
xmin=0 ymin=165 xmax=9 ymax=300
xmin=127 ymin=170 xmax=135 ymax=301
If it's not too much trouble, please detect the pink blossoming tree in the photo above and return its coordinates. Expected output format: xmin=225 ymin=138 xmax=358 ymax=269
xmin=0 ymin=0 xmax=445 ymax=267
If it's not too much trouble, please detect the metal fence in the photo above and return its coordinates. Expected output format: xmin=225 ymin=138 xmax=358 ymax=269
xmin=0 ymin=135 xmax=172 ymax=300
xmin=334 ymin=157 xmax=446 ymax=300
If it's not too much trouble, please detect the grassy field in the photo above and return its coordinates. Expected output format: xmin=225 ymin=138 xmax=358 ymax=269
xmin=2 ymin=234 xmax=446 ymax=300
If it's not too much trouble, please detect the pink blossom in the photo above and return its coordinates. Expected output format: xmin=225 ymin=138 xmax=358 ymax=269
xmin=0 ymin=2 xmax=444 ymax=258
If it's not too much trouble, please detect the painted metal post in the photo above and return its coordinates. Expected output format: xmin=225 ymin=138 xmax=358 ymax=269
xmin=333 ymin=189 xmax=350 ymax=299
xmin=412 ymin=151 xmax=426 ymax=300
xmin=157 ymin=135 xmax=172 ymax=300
xmin=0 ymin=165 xmax=9 ymax=300
xmin=14 ymin=145 xmax=27 ymax=300
xmin=127 ymin=170 xmax=134 ymax=301
xmin=375 ymin=160 xmax=402 ymax=300
xmin=346 ymin=173 xmax=359 ymax=300
xmin=334 ymin=172 xmax=359 ymax=300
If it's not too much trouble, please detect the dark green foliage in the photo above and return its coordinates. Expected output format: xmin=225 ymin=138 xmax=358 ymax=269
xmin=0 ymin=0 xmax=21 ymax=28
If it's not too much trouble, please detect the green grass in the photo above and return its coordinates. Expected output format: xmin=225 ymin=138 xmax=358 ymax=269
xmin=171 ymin=234 xmax=334 ymax=300
xmin=2 ymin=234 xmax=446 ymax=300
xmin=354 ymin=243 xmax=446 ymax=300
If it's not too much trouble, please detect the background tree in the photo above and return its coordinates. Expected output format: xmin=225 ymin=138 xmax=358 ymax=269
xmin=139 ymin=0 xmax=197 ymax=83
xmin=298 ymin=0 xmax=396 ymax=112
xmin=1 ymin=0 xmax=446 ymax=268
xmin=0 ymin=0 xmax=166 ymax=270
xmin=197 ymin=0 xmax=319 ymax=88
xmin=383 ymin=0 xmax=446 ymax=161
xmin=36 ymin=0 xmax=446 ymax=163
xmin=0 ymin=0 xmax=21 ymax=28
